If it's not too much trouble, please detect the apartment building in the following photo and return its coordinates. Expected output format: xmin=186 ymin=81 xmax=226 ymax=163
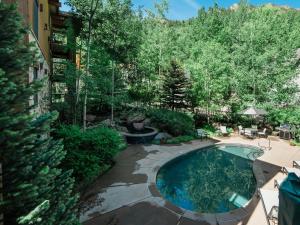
xmin=2 ymin=0 xmax=80 ymax=114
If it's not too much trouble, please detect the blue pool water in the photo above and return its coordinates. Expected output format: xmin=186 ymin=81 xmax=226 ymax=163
xmin=156 ymin=144 xmax=264 ymax=213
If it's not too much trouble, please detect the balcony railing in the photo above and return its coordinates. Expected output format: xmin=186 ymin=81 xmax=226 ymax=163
xmin=50 ymin=41 xmax=69 ymax=58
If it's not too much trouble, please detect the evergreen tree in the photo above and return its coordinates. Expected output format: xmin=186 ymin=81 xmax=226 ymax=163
xmin=161 ymin=60 xmax=188 ymax=110
xmin=0 ymin=3 xmax=78 ymax=225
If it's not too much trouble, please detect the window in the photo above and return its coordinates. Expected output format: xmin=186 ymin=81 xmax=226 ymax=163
xmin=33 ymin=67 xmax=38 ymax=80
xmin=33 ymin=67 xmax=39 ymax=106
xmin=33 ymin=93 xmax=39 ymax=106
xmin=33 ymin=0 xmax=39 ymax=39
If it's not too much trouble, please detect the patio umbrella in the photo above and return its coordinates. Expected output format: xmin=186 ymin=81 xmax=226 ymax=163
xmin=240 ymin=106 xmax=267 ymax=117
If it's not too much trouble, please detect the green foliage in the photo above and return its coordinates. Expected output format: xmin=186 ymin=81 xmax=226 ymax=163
xmin=147 ymin=109 xmax=194 ymax=136
xmin=161 ymin=60 xmax=189 ymax=110
xmin=267 ymin=107 xmax=300 ymax=126
xmin=290 ymin=140 xmax=300 ymax=147
xmin=66 ymin=0 xmax=142 ymax=125
xmin=18 ymin=201 xmax=50 ymax=225
xmin=201 ymin=124 xmax=218 ymax=136
xmin=227 ymin=127 xmax=234 ymax=134
xmin=57 ymin=125 xmax=126 ymax=183
xmin=137 ymin=2 xmax=300 ymax=120
xmin=0 ymin=3 xmax=78 ymax=225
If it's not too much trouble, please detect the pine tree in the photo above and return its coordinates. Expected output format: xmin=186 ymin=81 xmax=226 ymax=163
xmin=0 ymin=3 xmax=78 ymax=225
xmin=161 ymin=60 xmax=188 ymax=110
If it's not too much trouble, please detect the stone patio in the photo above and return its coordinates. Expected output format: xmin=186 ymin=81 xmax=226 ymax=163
xmin=80 ymin=135 xmax=300 ymax=225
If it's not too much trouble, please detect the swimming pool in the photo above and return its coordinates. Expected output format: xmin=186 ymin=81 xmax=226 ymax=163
xmin=156 ymin=144 xmax=264 ymax=213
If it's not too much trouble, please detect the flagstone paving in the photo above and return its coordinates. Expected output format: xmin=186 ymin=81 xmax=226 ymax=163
xmin=80 ymin=135 xmax=300 ymax=225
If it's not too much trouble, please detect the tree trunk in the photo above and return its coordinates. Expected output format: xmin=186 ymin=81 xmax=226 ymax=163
xmin=83 ymin=0 xmax=100 ymax=131
xmin=74 ymin=40 xmax=83 ymax=125
xmin=111 ymin=60 xmax=115 ymax=126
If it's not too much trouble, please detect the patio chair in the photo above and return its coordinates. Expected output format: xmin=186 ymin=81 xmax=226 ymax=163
xmin=259 ymin=189 xmax=279 ymax=225
xmin=293 ymin=160 xmax=300 ymax=169
xmin=282 ymin=167 xmax=300 ymax=177
xmin=196 ymin=129 xmax=208 ymax=140
xmin=252 ymin=125 xmax=258 ymax=129
xmin=238 ymin=125 xmax=244 ymax=135
xmin=244 ymin=128 xmax=255 ymax=139
xmin=219 ymin=126 xmax=229 ymax=136
xmin=258 ymin=128 xmax=267 ymax=138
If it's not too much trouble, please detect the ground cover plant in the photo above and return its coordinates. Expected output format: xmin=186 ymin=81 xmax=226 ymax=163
xmin=56 ymin=125 xmax=126 ymax=184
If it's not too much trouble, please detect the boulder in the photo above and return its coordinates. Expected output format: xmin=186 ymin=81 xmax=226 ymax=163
xmin=144 ymin=118 xmax=151 ymax=126
xmin=127 ymin=113 xmax=145 ymax=125
xmin=86 ymin=114 xmax=97 ymax=122
xmin=133 ymin=122 xmax=145 ymax=131
xmin=117 ymin=126 xmax=129 ymax=133
xmin=101 ymin=119 xmax=112 ymax=127
xmin=154 ymin=132 xmax=172 ymax=141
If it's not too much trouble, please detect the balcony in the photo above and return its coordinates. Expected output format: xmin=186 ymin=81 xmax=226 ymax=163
xmin=51 ymin=73 xmax=65 ymax=82
xmin=48 ymin=0 xmax=61 ymax=7
xmin=51 ymin=14 xmax=68 ymax=29
xmin=50 ymin=41 xmax=69 ymax=59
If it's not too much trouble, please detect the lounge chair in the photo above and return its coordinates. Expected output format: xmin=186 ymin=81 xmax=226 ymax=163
xmin=196 ymin=129 xmax=208 ymax=140
xmin=220 ymin=126 xmax=229 ymax=136
xmin=229 ymin=193 xmax=249 ymax=207
xmin=282 ymin=167 xmax=300 ymax=177
xmin=238 ymin=125 xmax=244 ymax=135
xmin=293 ymin=160 xmax=300 ymax=169
xmin=259 ymin=189 xmax=279 ymax=225
xmin=258 ymin=128 xmax=267 ymax=138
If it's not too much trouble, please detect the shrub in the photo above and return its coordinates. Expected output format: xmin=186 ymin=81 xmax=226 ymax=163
xmin=147 ymin=109 xmax=195 ymax=136
xmin=56 ymin=125 xmax=126 ymax=184
xmin=201 ymin=124 xmax=218 ymax=136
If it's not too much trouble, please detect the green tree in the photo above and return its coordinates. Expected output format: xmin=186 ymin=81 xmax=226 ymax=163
xmin=161 ymin=60 xmax=188 ymax=110
xmin=68 ymin=0 xmax=142 ymax=125
xmin=0 ymin=3 xmax=78 ymax=224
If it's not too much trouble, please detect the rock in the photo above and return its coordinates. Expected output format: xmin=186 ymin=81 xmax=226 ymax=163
xmin=127 ymin=113 xmax=145 ymax=125
xmin=86 ymin=114 xmax=97 ymax=122
xmin=154 ymin=132 xmax=172 ymax=141
xmin=133 ymin=122 xmax=145 ymax=131
xmin=117 ymin=126 xmax=129 ymax=133
xmin=144 ymin=118 xmax=151 ymax=126
xmin=101 ymin=119 xmax=112 ymax=127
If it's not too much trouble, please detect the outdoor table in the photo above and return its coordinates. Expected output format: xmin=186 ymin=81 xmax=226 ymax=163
xmin=245 ymin=128 xmax=258 ymax=137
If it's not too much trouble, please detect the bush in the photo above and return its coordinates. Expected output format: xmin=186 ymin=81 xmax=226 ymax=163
xmin=56 ymin=125 xmax=126 ymax=184
xmin=201 ymin=124 xmax=218 ymax=136
xmin=147 ymin=109 xmax=195 ymax=136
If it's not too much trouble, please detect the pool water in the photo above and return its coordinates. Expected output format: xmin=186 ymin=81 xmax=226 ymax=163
xmin=156 ymin=144 xmax=264 ymax=213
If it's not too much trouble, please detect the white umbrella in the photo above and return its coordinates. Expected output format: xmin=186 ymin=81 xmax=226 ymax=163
xmin=240 ymin=106 xmax=267 ymax=116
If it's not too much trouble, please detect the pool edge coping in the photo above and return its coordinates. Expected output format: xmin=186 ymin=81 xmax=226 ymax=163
xmin=147 ymin=142 xmax=266 ymax=224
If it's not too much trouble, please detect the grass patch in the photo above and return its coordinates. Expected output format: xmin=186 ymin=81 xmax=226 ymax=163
xmin=290 ymin=140 xmax=300 ymax=147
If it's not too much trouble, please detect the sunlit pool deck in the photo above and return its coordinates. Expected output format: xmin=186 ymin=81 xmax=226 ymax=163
xmin=80 ymin=134 xmax=300 ymax=225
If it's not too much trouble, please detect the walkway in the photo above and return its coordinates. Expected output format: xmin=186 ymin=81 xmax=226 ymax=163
xmin=80 ymin=135 xmax=300 ymax=225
